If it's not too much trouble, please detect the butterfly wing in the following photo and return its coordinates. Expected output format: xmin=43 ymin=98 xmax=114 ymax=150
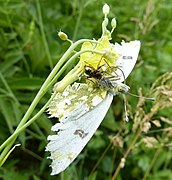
xmin=113 ymin=40 xmax=141 ymax=82
xmin=46 ymin=83 xmax=113 ymax=175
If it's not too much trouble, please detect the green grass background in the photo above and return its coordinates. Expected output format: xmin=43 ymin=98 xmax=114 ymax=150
xmin=0 ymin=0 xmax=172 ymax=179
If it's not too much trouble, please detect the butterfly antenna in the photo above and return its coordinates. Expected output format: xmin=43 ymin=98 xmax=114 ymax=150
xmin=116 ymin=67 xmax=155 ymax=101
xmin=127 ymin=92 xmax=155 ymax=101
xmin=122 ymin=94 xmax=129 ymax=122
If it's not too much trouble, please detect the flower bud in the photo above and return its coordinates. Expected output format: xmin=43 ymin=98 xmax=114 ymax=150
xmin=58 ymin=31 xmax=68 ymax=41
xmin=102 ymin=17 xmax=109 ymax=27
xmin=111 ymin=18 xmax=117 ymax=29
xmin=102 ymin=4 xmax=110 ymax=16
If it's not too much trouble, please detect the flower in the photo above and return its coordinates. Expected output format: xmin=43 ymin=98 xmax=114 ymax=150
xmin=80 ymin=35 xmax=119 ymax=68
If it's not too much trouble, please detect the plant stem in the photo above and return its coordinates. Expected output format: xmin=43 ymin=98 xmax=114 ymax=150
xmin=89 ymin=141 xmax=113 ymax=177
xmin=0 ymin=93 xmax=55 ymax=166
xmin=73 ymin=7 xmax=83 ymax=40
xmin=0 ymin=92 xmax=56 ymax=154
xmin=142 ymin=149 xmax=161 ymax=180
xmin=111 ymin=129 xmax=142 ymax=180
xmin=36 ymin=0 xmax=53 ymax=69
xmin=0 ymin=38 xmax=102 ymax=166
xmin=0 ymin=73 xmax=20 ymax=105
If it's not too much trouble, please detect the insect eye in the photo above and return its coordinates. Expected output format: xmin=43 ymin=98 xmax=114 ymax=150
xmin=119 ymin=88 xmax=124 ymax=92
xmin=117 ymin=84 xmax=130 ymax=93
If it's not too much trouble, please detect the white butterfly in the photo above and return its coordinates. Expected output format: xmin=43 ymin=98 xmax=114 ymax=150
xmin=46 ymin=40 xmax=140 ymax=175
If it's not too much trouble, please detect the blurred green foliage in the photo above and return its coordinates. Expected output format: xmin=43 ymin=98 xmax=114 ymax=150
xmin=0 ymin=0 xmax=172 ymax=179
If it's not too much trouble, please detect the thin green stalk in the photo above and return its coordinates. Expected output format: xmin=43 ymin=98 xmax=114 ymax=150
xmin=0 ymin=144 xmax=20 ymax=167
xmin=89 ymin=141 xmax=113 ymax=177
xmin=0 ymin=73 xmax=20 ymax=105
xmin=0 ymin=92 xmax=56 ymax=165
xmin=50 ymin=49 xmax=105 ymax=87
xmin=142 ymin=149 xmax=161 ymax=180
xmin=0 ymin=42 xmax=71 ymax=164
xmin=36 ymin=0 xmax=53 ymax=69
xmin=22 ymin=147 xmax=43 ymax=161
xmin=3 ymin=39 xmax=99 ymax=134
xmin=0 ymin=38 xmax=102 ymax=166
xmin=112 ymin=129 xmax=142 ymax=180
xmin=21 ymin=48 xmax=104 ymax=104
xmin=4 ymin=3 xmax=31 ymax=77
xmin=73 ymin=7 xmax=83 ymax=40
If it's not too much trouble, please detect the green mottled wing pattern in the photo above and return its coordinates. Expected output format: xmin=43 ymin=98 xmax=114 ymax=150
xmin=46 ymin=83 xmax=113 ymax=175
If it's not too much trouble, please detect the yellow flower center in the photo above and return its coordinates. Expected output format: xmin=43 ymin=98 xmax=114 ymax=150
xmin=80 ymin=35 xmax=119 ymax=69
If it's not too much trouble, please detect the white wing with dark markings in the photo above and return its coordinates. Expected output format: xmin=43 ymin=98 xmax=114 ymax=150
xmin=113 ymin=40 xmax=141 ymax=82
xmin=46 ymin=93 xmax=113 ymax=175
